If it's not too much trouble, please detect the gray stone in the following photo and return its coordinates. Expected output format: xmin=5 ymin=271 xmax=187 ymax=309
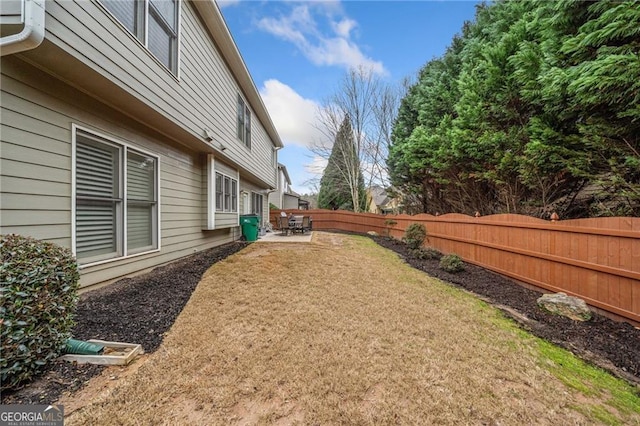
xmin=537 ymin=292 xmax=592 ymax=321
xmin=367 ymin=231 xmax=379 ymax=236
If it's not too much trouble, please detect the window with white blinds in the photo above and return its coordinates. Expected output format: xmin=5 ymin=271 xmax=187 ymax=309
xmin=75 ymin=136 xmax=121 ymax=262
xmin=127 ymin=151 xmax=157 ymax=253
xmin=100 ymin=0 xmax=179 ymax=74
xmin=75 ymin=131 xmax=158 ymax=265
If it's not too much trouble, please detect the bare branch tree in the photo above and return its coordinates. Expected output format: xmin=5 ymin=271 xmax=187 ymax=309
xmin=312 ymin=66 xmax=401 ymax=212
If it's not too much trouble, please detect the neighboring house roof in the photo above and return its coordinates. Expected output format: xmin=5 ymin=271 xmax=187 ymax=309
xmin=193 ymin=1 xmax=283 ymax=149
xmin=369 ymin=186 xmax=390 ymax=208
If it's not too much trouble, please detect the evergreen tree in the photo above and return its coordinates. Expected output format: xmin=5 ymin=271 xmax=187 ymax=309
xmin=388 ymin=0 xmax=640 ymax=218
xmin=318 ymin=116 xmax=367 ymax=211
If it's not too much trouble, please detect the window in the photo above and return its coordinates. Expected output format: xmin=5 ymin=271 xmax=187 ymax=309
xmin=236 ymin=95 xmax=251 ymax=149
xmin=251 ymin=192 xmax=263 ymax=218
xmin=231 ymin=180 xmax=238 ymax=211
xmin=75 ymin=130 xmax=158 ymax=265
xmin=215 ymin=172 xmax=223 ymax=212
xmin=224 ymin=176 xmax=230 ymax=211
xmin=215 ymin=172 xmax=237 ymax=212
xmin=101 ymin=0 xmax=179 ymax=74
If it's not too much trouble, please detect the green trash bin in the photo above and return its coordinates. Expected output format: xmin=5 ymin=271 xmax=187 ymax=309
xmin=240 ymin=214 xmax=260 ymax=242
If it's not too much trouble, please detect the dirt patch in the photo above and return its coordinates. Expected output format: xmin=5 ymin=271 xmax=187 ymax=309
xmin=371 ymin=235 xmax=640 ymax=384
xmin=1 ymin=241 xmax=247 ymax=405
xmin=57 ymin=354 xmax=150 ymax=416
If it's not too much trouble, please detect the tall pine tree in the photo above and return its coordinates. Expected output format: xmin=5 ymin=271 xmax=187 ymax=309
xmin=318 ymin=115 xmax=367 ymax=211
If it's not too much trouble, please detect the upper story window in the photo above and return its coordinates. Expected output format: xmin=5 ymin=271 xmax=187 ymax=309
xmin=236 ymin=95 xmax=251 ymax=149
xmin=101 ymin=0 xmax=179 ymax=74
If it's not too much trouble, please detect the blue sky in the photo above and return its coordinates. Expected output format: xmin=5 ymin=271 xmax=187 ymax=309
xmin=218 ymin=0 xmax=480 ymax=194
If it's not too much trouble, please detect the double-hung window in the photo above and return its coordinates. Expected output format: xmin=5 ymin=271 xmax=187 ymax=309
xmin=236 ymin=95 xmax=251 ymax=149
xmin=215 ymin=172 xmax=238 ymax=213
xmin=75 ymin=130 xmax=159 ymax=265
xmin=101 ymin=0 xmax=179 ymax=74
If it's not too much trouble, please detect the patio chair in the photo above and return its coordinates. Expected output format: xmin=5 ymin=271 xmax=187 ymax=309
xmin=292 ymin=215 xmax=304 ymax=233
xmin=279 ymin=215 xmax=291 ymax=236
xmin=302 ymin=216 xmax=311 ymax=233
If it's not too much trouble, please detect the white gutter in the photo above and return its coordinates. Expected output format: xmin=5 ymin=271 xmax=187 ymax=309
xmin=1 ymin=0 xmax=45 ymax=56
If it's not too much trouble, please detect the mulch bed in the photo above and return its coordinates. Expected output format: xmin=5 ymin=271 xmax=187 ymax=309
xmin=2 ymin=234 xmax=638 ymax=405
xmin=371 ymin=235 xmax=640 ymax=386
xmin=1 ymin=242 xmax=248 ymax=405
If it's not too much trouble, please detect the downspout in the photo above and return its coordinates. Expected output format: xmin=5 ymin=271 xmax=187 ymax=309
xmin=262 ymin=187 xmax=278 ymax=232
xmin=1 ymin=0 xmax=45 ymax=56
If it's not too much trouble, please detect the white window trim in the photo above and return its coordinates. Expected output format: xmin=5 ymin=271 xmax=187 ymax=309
xmin=98 ymin=0 xmax=181 ymax=80
xmin=214 ymin=170 xmax=238 ymax=214
xmin=71 ymin=124 xmax=161 ymax=269
xmin=206 ymin=154 xmax=216 ymax=229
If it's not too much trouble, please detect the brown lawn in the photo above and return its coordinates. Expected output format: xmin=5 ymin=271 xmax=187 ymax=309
xmin=67 ymin=232 xmax=639 ymax=425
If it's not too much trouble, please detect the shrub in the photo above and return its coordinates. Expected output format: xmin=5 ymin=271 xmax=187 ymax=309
xmin=403 ymin=223 xmax=427 ymax=249
xmin=410 ymin=247 xmax=443 ymax=260
xmin=439 ymin=254 xmax=465 ymax=273
xmin=1 ymin=234 xmax=80 ymax=390
xmin=424 ymin=247 xmax=443 ymax=260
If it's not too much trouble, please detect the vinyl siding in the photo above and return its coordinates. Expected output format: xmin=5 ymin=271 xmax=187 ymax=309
xmin=36 ymin=0 xmax=276 ymax=188
xmin=1 ymin=0 xmax=280 ymax=289
xmin=283 ymin=194 xmax=300 ymax=210
xmin=0 ymin=56 xmax=241 ymax=289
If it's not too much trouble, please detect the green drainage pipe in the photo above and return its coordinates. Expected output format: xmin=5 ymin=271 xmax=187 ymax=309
xmin=65 ymin=338 xmax=104 ymax=355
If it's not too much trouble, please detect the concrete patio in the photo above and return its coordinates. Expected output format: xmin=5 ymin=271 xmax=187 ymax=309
xmin=256 ymin=230 xmax=314 ymax=243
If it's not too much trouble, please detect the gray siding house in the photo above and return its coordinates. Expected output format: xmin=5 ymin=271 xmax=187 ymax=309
xmin=268 ymin=163 xmax=304 ymax=210
xmin=0 ymin=0 xmax=283 ymax=289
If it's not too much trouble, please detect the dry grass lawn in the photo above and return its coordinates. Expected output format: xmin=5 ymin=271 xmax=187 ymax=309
xmin=68 ymin=232 xmax=639 ymax=425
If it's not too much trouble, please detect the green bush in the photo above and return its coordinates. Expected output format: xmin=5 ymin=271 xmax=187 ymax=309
xmin=403 ymin=223 xmax=427 ymax=249
xmin=410 ymin=247 xmax=443 ymax=260
xmin=439 ymin=254 xmax=465 ymax=273
xmin=1 ymin=234 xmax=80 ymax=390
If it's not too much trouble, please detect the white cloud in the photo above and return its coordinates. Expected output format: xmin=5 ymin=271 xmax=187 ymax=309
xmin=331 ymin=18 xmax=357 ymax=38
xmin=259 ymin=79 xmax=326 ymax=148
xmin=256 ymin=3 xmax=386 ymax=75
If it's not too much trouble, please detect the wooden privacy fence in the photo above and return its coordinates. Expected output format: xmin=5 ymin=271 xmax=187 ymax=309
xmin=270 ymin=209 xmax=640 ymax=324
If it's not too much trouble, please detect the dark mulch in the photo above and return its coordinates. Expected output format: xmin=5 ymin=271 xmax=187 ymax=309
xmin=1 ymin=242 xmax=248 ymax=405
xmin=371 ymin=235 xmax=640 ymax=386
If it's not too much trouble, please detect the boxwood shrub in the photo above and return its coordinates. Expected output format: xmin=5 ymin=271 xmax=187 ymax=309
xmin=410 ymin=247 xmax=443 ymax=260
xmin=1 ymin=234 xmax=80 ymax=390
xmin=439 ymin=253 xmax=465 ymax=273
xmin=403 ymin=223 xmax=427 ymax=249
